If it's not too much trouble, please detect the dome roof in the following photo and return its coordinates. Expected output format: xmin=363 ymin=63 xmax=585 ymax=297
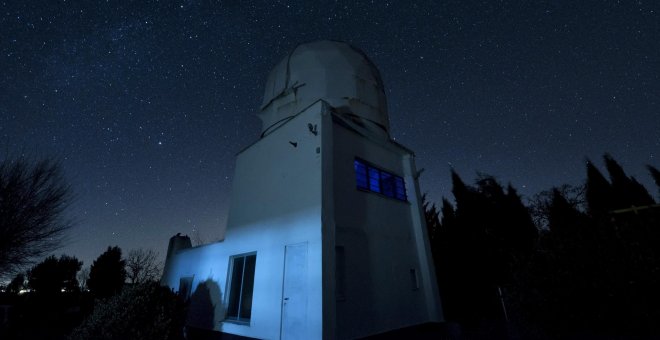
xmin=259 ymin=40 xmax=389 ymax=135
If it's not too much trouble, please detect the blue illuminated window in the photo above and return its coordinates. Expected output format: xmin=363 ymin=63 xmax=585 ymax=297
xmin=354 ymin=160 xmax=368 ymax=190
xmin=354 ymin=159 xmax=407 ymax=201
xmin=368 ymin=167 xmax=381 ymax=193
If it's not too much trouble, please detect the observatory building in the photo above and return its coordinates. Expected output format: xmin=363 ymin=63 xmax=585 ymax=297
xmin=161 ymin=40 xmax=442 ymax=339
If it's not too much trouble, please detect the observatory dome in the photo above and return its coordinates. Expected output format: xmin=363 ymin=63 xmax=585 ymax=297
xmin=259 ymin=40 xmax=389 ymax=136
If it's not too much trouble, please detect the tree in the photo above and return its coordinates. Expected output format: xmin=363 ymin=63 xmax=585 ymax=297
xmin=647 ymin=165 xmax=660 ymax=196
xmin=78 ymin=266 xmax=90 ymax=291
xmin=585 ymin=159 xmax=614 ymax=217
xmin=528 ymin=184 xmax=585 ymax=230
xmin=604 ymin=154 xmax=654 ymax=208
xmin=422 ymin=194 xmax=441 ymax=242
xmin=88 ymin=246 xmax=126 ymax=298
xmin=126 ymin=249 xmax=161 ymax=284
xmin=27 ymin=254 xmax=82 ymax=294
xmin=70 ymin=281 xmax=185 ymax=340
xmin=436 ymin=171 xmax=537 ymax=328
xmin=6 ymin=272 xmax=26 ymax=294
xmin=511 ymin=156 xmax=660 ymax=337
xmin=0 ymin=157 xmax=73 ymax=278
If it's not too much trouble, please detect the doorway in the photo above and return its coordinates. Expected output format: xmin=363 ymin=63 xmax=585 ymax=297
xmin=280 ymin=242 xmax=308 ymax=340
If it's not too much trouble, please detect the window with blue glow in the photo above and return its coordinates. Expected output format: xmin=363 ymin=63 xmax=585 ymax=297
xmin=354 ymin=160 xmax=368 ymax=190
xmin=354 ymin=159 xmax=407 ymax=201
xmin=368 ymin=167 xmax=381 ymax=193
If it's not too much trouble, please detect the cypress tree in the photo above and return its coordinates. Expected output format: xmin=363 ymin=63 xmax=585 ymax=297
xmin=586 ymin=159 xmax=614 ymax=217
xmin=88 ymin=246 xmax=127 ymax=299
xmin=440 ymin=198 xmax=456 ymax=230
xmin=646 ymin=165 xmax=660 ymax=197
xmin=604 ymin=154 xmax=654 ymax=208
xmin=649 ymin=165 xmax=660 ymax=187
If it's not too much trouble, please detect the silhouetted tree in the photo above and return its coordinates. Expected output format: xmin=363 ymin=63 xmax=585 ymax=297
xmin=78 ymin=266 xmax=90 ymax=291
xmin=604 ymin=154 xmax=654 ymax=208
xmin=528 ymin=184 xmax=585 ymax=230
xmin=513 ymin=155 xmax=660 ymax=337
xmin=586 ymin=159 xmax=613 ymax=217
xmin=88 ymin=246 xmax=126 ymax=298
xmin=440 ymin=198 xmax=456 ymax=229
xmin=547 ymin=188 xmax=590 ymax=237
xmin=70 ymin=281 xmax=185 ymax=340
xmin=0 ymin=157 xmax=73 ymax=277
xmin=428 ymin=155 xmax=659 ymax=338
xmin=502 ymin=184 xmax=538 ymax=255
xmin=647 ymin=165 xmax=660 ymax=196
xmin=27 ymin=254 xmax=82 ymax=294
xmin=6 ymin=272 xmax=25 ymax=294
xmin=434 ymin=171 xmax=537 ymax=333
xmin=422 ymin=194 xmax=441 ymax=242
xmin=126 ymin=248 xmax=161 ymax=284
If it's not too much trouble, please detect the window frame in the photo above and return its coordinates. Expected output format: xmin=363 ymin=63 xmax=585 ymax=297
xmin=354 ymin=158 xmax=408 ymax=202
xmin=224 ymin=252 xmax=257 ymax=324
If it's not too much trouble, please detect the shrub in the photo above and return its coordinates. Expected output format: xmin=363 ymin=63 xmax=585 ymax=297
xmin=69 ymin=282 xmax=184 ymax=340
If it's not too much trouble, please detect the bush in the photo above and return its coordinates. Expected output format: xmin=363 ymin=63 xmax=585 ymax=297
xmin=69 ymin=282 xmax=184 ymax=340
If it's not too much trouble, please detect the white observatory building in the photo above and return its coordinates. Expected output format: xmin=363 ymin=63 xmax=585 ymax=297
xmin=161 ymin=40 xmax=442 ymax=339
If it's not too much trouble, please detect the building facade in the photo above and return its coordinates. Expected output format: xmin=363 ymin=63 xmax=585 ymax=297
xmin=161 ymin=40 xmax=442 ymax=339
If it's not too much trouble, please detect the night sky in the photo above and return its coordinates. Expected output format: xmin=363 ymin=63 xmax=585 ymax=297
xmin=2 ymin=1 xmax=658 ymax=268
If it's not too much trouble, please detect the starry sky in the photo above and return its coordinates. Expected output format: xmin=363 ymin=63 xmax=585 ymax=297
xmin=2 ymin=0 xmax=659 ymax=268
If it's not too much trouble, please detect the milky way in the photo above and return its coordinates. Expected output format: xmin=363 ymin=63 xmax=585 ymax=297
xmin=2 ymin=1 xmax=658 ymax=267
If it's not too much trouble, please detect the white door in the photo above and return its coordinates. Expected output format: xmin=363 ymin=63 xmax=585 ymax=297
xmin=281 ymin=243 xmax=308 ymax=340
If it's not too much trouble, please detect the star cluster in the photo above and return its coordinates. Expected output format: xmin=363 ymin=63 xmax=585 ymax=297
xmin=2 ymin=0 xmax=658 ymax=266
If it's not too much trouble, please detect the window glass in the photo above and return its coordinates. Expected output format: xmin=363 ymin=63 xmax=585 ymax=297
xmin=226 ymin=256 xmax=244 ymax=319
xmin=354 ymin=160 xmax=368 ymax=190
xmin=354 ymin=158 xmax=407 ymax=201
xmin=381 ymin=172 xmax=394 ymax=197
xmin=240 ymin=255 xmax=256 ymax=320
xmin=368 ymin=166 xmax=381 ymax=193
xmin=226 ymin=254 xmax=257 ymax=322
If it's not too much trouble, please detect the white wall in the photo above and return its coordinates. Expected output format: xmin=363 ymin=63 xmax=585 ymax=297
xmin=164 ymin=103 xmax=327 ymax=339
xmin=330 ymin=119 xmax=441 ymax=339
xmin=162 ymin=101 xmax=440 ymax=340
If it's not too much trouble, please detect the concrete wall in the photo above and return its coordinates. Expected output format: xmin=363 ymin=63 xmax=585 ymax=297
xmin=162 ymin=101 xmax=440 ymax=339
xmin=163 ymin=103 xmax=326 ymax=339
xmin=330 ymin=120 xmax=441 ymax=339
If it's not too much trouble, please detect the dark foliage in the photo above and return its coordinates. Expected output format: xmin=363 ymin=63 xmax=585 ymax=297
xmin=422 ymin=194 xmax=441 ymax=243
xmin=585 ymin=159 xmax=614 ymax=217
xmin=428 ymin=155 xmax=659 ymax=338
xmin=126 ymin=248 xmax=161 ymax=284
xmin=0 ymin=157 xmax=73 ymax=278
xmin=604 ymin=154 xmax=654 ymax=208
xmin=0 ymin=284 xmax=94 ymax=339
xmin=648 ymin=165 xmax=660 ymax=195
xmin=28 ymin=254 xmax=82 ymax=294
xmin=87 ymin=246 xmax=126 ymax=298
xmin=432 ymin=171 xmax=537 ymax=334
xmin=528 ymin=184 xmax=585 ymax=230
xmin=69 ymin=281 xmax=185 ymax=340
xmin=6 ymin=272 xmax=25 ymax=294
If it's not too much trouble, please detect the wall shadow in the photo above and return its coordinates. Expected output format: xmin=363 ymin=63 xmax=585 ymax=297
xmin=187 ymin=279 xmax=225 ymax=332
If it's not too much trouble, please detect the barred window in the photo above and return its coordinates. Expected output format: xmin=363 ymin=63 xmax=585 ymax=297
xmin=354 ymin=159 xmax=407 ymax=201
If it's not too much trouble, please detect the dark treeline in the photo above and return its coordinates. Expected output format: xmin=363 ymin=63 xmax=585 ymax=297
xmin=426 ymin=154 xmax=660 ymax=338
xmin=0 ymin=246 xmax=181 ymax=339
